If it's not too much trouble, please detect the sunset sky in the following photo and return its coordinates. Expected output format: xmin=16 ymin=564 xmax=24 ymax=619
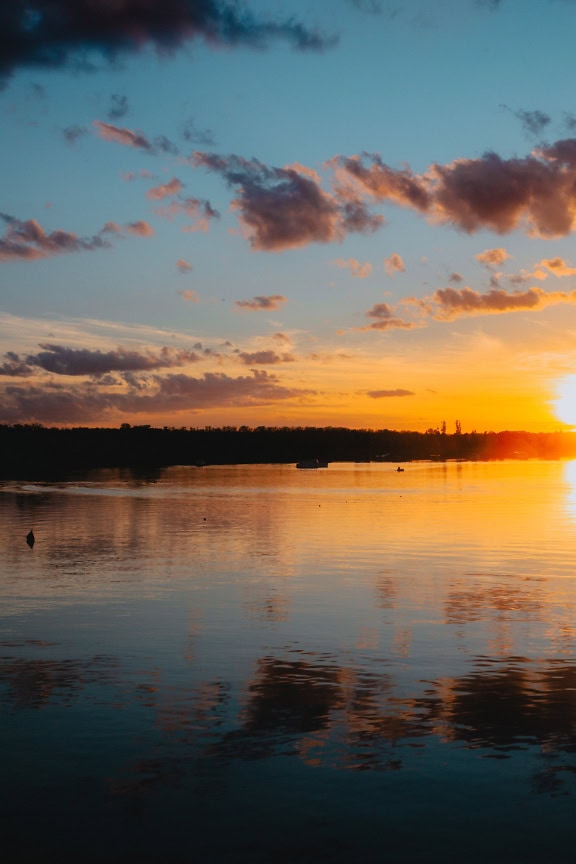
xmin=4 ymin=0 xmax=576 ymax=432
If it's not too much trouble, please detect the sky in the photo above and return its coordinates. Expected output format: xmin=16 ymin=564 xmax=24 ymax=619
xmin=4 ymin=0 xmax=576 ymax=432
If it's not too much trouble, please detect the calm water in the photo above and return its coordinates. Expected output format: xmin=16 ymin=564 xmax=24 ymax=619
xmin=3 ymin=460 xmax=576 ymax=862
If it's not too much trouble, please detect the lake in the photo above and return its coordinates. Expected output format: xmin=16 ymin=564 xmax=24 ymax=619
xmin=2 ymin=460 xmax=576 ymax=863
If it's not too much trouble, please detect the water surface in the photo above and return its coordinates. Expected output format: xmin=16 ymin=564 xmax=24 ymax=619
xmin=2 ymin=461 xmax=576 ymax=862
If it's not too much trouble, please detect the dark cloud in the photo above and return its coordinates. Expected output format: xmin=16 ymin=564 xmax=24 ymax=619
xmin=62 ymin=124 xmax=88 ymax=145
xmin=502 ymin=105 xmax=551 ymax=138
xmin=237 ymin=350 xmax=295 ymax=365
xmin=194 ymin=153 xmax=382 ymax=250
xmin=335 ymin=141 xmax=576 ymax=239
xmin=0 ymin=213 xmax=111 ymax=261
xmin=235 ymin=295 xmax=286 ymax=311
xmin=182 ymin=117 xmax=215 ymax=147
xmin=349 ymin=0 xmax=383 ymax=13
xmin=108 ymin=93 xmax=128 ymax=120
xmin=0 ymin=1 xmax=335 ymax=81
xmin=0 ymin=370 xmax=306 ymax=424
xmin=0 ymin=344 xmax=202 ymax=377
xmin=367 ymin=388 xmax=414 ymax=398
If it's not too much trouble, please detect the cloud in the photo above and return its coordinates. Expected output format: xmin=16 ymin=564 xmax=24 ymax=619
xmin=335 ymin=140 xmax=576 ymax=239
xmin=108 ymin=93 xmax=128 ymax=120
xmin=334 ymin=258 xmax=372 ymax=277
xmin=155 ymin=197 xmax=220 ymax=232
xmin=194 ymin=152 xmax=383 ymax=250
xmin=335 ymin=153 xmax=431 ymax=212
xmin=429 ymin=285 xmax=576 ymax=321
xmin=0 ymin=370 xmax=306 ymax=424
xmin=146 ymin=177 xmax=184 ymax=200
xmin=367 ymin=388 xmax=415 ymax=398
xmin=540 ymin=257 xmax=576 ymax=277
xmin=126 ymin=221 xmax=154 ymax=236
xmin=0 ymin=1 xmax=335 ymax=81
xmin=176 ymin=259 xmax=193 ymax=273
xmin=93 ymin=120 xmax=152 ymax=150
xmin=237 ymin=351 xmax=295 ymax=365
xmin=235 ymin=295 xmax=287 ymax=311
xmin=502 ymin=106 xmax=551 ymax=138
xmin=0 ymin=214 xmax=111 ymax=261
xmin=93 ymin=120 xmax=180 ymax=155
xmin=362 ymin=302 xmax=415 ymax=331
xmin=384 ymin=253 xmax=405 ymax=275
xmin=178 ymin=289 xmax=199 ymax=302
xmin=475 ymin=247 xmax=511 ymax=267
xmin=0 ymin=344 xmax=201 ymax=377
xmin=62 ymin=124 xmax=88 ymax=145
xmin=182 ymin=117 xmax=215 ymax=147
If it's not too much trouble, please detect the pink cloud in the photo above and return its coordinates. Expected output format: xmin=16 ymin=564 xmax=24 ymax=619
xmin=146 ymin=178 xmax=184 ymax=200
xmin=94 ymin=120 xmax=152 ymax=151
xmin=126 ymin=221 xmax=154 ymax=237
xmin=334 ymin=258 xmax=372 ymax=278
xmin=384 ymin=253 xmax=405 ymax=275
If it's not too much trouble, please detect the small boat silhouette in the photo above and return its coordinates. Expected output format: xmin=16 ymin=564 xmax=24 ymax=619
xmin=396 ymin=466 xmax=404 ymax=472
xmin=26 ymin=529 xmax=35 ymax=548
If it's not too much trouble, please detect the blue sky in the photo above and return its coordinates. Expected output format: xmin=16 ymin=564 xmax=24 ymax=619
xmin=3 ymin=0 xmax=576 ymax=431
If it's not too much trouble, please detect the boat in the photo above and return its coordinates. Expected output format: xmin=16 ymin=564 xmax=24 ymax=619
xmin=296 ymin=459 xmax=321 ymax=469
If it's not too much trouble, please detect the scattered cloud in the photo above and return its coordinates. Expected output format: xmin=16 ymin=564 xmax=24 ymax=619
xmin=0 ymin=370 xmax=307 ymax=424
xmin=62 ymin=124 xmax=88 ymax=145
xmin=336 ymin=141 xmax=576 ymax=240
xmin=367 ymin=388 xmax=415 ymax=398
xmin=179 ymin=289 xmax=199 ymax=302
xmin=155 ymin=197 xmax=220 ymax=232
xmin=237 ymin=350 xmax=295 ymax=365
xmin=539 ymin=257 xmax=576 ymax=277
xmin=176 ymin=259 xmax=193 ymax=274
xmin=334 ymin=257 xmax=372 ymax=277
xmin=108 ymin=94 xmax=128 ymax=120
xmin=235 ymin=295 xmax=287 ymax=311
xmin=501 ymin=105 xmax=551 ymax=138
xmin=93 ymin=120 xmax=152 ymax=151
xmin=428 ymin=285 xmax=576 ymax=321
xmin=362 ymin=302 xmax=415 ymax=331
xmin=476 ymin=248 xmax=511 ymax=267
xmin=126 ymin=221 xmax=154 ymax=237
xmin=0 ymin=1 xmax=335 ymax=81
xmin=146 ymin=177 xmax=184 ymax=201
xmin=0 ymin=344 xmax=201 ymax=378
xmin=0 ymin=214 xmax=111 ymax=261
xmin=384 ymin=253 xmax=405 ymax=275
xmin=182 ymin=117 xmax=215 ymax=147
xmin=194 ymin=152 xmax=382 ymax=251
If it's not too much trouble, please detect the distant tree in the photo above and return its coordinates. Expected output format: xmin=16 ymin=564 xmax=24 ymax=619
xmin=441 ymin=420 xmax=447 ymax=435
xmin=455 ymin=420 xmax=462 ymax=435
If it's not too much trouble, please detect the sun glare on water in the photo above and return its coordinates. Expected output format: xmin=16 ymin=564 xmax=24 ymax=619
xmin=554 ymin=375 xmax=576 ymax=427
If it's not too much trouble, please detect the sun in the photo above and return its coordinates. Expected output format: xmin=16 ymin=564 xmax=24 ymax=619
xmin=554 ymin=375 xmax=576 ymax=427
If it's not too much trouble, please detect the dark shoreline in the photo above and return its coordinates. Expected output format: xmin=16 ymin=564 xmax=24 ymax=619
xmin=2 ymin=424 xmax=576 ymax=479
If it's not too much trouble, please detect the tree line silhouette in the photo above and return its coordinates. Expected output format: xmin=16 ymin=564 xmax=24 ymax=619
xmin=2 ymin=423 xmax=576 ymax=478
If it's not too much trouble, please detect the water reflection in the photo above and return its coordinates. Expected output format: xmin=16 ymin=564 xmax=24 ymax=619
xmin=4 ymin=463 xmax=576 ymax=861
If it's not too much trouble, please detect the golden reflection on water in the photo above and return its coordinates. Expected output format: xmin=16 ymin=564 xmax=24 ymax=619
xmin=5 ymin=461 xmax=576 ymax=861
